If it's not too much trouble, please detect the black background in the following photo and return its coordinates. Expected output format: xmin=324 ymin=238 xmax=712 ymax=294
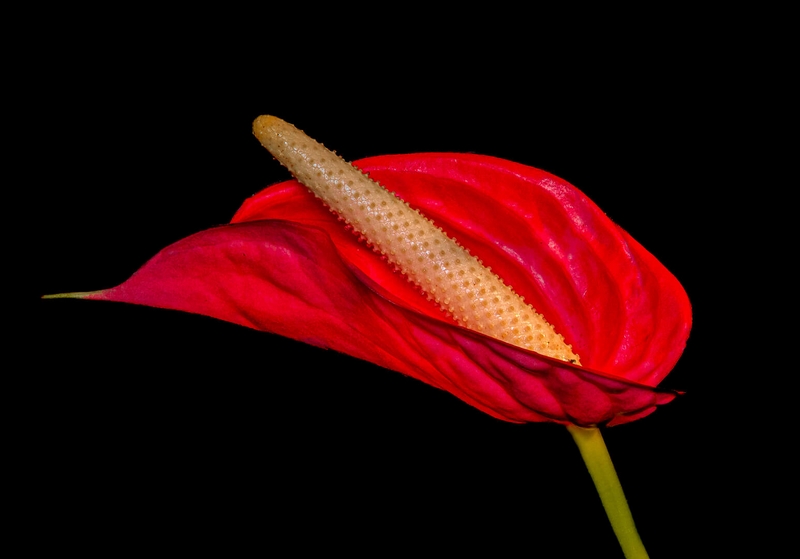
xmin=21 ymin=23 xmax=755 ymax=558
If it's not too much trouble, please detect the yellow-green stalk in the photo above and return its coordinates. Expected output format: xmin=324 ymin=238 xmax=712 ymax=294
xmin=253 ymin=115 xmax=580 ymax=365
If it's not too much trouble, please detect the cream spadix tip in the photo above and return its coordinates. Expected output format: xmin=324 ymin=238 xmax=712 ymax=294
xmin=252 ymin=115 xmax=581 ymax=365
xmin=252 ymin=115 xmax=281 ymax=143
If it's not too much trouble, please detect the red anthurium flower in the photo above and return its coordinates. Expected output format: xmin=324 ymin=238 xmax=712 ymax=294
xmin=47 ymin=116 xmax=692 ymax=558
xmin=62 ymin=151 xmax=691 ymax=428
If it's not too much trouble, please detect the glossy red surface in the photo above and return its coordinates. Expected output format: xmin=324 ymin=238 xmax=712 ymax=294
xmin=90 ymin=153 xmax=691 ymax=426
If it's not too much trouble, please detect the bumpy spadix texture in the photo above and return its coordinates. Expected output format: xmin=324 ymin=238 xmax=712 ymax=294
xmin=253 ymin=116 xmax=580 ymax=364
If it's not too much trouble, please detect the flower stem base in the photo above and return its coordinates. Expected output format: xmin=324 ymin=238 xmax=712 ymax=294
xmin=567 ymin=425 xmax=649 ymax=559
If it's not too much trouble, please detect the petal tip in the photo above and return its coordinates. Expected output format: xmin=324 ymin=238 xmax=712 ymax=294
xmin=42 ymin=290 xmax=105 ymax=300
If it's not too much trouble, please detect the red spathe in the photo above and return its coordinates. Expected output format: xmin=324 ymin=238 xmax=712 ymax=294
xmin=89 ymin=153 xmax=691 ymax=426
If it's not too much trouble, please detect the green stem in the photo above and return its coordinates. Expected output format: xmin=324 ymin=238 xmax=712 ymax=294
xmin=567 ymin=425 xmax=649 ymax=559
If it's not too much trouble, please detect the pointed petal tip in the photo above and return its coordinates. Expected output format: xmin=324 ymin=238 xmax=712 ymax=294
xmin=42 ymin=290 xmax=105 ymax=300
